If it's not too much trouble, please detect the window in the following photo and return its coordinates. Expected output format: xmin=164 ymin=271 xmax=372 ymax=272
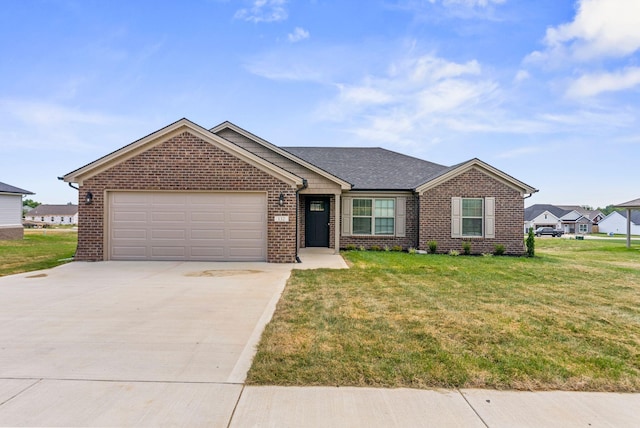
xmin=452 ymin=197 xmax=495 ymax=239
xmin=352 ymin=198 xmax=395 ymax=235
xmin=462 ymin=198 xmax=483 ymax=236
xmin=309 ymin=201 xmax=325 ymax=212
xmin=61 ymin=217 xmax=64 ymax=223
xmin=578 ymin=224 xmax=588 ymax=233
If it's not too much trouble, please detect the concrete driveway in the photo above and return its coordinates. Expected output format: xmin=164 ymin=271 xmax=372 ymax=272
xmin=0 ymin=261 xmax=293 ymax=426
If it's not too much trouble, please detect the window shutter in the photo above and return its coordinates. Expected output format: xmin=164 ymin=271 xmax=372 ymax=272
xmin=396 ymin=197 xmax=406 ymax=237
xmin=342 ymin=197 xmax=352 ymax=236
xmin=485 ymin=197 xmax=495 ymax=239
xmin=451 ymin=197 xmax=461 ymax=238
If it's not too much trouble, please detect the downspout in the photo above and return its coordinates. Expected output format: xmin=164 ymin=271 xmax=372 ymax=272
xmin=59 ymin=176 xmax=79 ymax=191
xmin=58 ymin=177 xmax=78 ymax=259
xmin=415 ymin=191 xmax=420 ymax=251
xmin=295 ymin=178 xmax=308 ymax=263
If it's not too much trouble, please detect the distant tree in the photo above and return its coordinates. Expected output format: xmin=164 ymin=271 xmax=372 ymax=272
xmin=22 ymin=199 xmax=40 ymax=216
xmin=22 ymin=199 xmax=40 ymax=209
xmin=581 ymin=205 xmax=594 ymax=211
xmin=597 ymin=205 xmax=620 ymax=216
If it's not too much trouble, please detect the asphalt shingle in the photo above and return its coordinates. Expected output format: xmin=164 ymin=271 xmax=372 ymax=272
xmin=281 ymin=147 xmax=450 ymax=190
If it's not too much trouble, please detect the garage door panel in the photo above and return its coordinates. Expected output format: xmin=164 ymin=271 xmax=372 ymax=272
xmin=228 ymin=229 xmax=263 ymax=240
xmin=191 ymin=212 xmax=225 ymax=222
xmin=110 ymin=192 xmax=266 ymax=261
xmin=152 ymin=212 xmax=186 ymax=222
xmin=151 ymin=246 xmax=187 ymax=257
xmin=113 ymin=229 xmax=147 ymax=239
xmin=151 ymin=229 xmax=186 ymax=239
xmin=113 ymin=211 xmax=147 ymax=222
xmin=190 ymin=229 xmax=224 ymax=240
xmin=112 ymin=246 xmax=148 ymax=258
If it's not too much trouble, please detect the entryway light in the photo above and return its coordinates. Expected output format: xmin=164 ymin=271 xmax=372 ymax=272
xmin=85 ymin=191 xmax=94 ymax=205
xmin=279 ymin=192 xmax=285 ymax=206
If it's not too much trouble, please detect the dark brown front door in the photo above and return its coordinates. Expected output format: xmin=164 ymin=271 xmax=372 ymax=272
xmin=305 ymin=198 xmax=330 ymax=247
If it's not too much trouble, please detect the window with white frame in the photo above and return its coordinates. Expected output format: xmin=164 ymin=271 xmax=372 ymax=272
xmin=578 ymin=224 xmax=588 ymax=233
xmin=352 ymin=198 xmax=395 ymax=235
xmin=452 ymin=196 xmax=495 ymax=239
xmin=462 ymin=198 xmax=483 ymax=236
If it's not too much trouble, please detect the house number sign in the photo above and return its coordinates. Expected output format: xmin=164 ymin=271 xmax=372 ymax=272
xmin=274 ymin=216 xmax=289 ymax=222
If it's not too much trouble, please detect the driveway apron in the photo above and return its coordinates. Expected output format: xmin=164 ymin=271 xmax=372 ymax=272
xmin=0 ymin=261 xmax=292 ymax=426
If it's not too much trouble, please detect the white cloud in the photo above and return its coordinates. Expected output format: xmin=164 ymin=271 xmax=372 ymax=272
xmin=0 ymin=99 xmax=130 ymax=152
xmin=234 ymin=0 xmax=288 ymax=23
xmin=529 ymin=0 xmax=640 ymax=63
xmin=566 ymin=67 xmax=640 ymax=98
xmin=287 ymin=27 xmax=309 ymax=43
xmin=514 ymin=69 xmax=529 ymax=83
xmin=314 ymin=53 xmax=500 ymax=146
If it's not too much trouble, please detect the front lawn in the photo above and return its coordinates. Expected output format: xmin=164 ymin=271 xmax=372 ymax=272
xmin=247 ymin=239 xmax=640 ymax=391
xmin=0 ymin=229 xmax=77 ymax=276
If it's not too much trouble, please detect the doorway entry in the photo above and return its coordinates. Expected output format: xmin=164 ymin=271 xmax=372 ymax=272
xmin=305 ymin=197 xmax=330 ymax=247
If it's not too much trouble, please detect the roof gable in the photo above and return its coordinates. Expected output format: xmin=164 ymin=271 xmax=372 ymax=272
xmin=211 ymin=122 xmax=351 ymax=190
xmin=415 ymin=158 xmax=538 ymax=195
xmin=524 ymin=204 xmax=571 ymax=221
xmin=63 ymin=119 xmax=304 ymax=188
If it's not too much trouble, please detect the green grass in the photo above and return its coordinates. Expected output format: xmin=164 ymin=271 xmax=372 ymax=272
xmin=0 ymin=229 xmax=77 ymax=276
xmin=247 ymin=239 xmax=640 ymax=391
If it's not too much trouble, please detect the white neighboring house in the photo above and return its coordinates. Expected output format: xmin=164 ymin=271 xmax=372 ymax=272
xmin=0 ymin=181 xmax=34 ymax=239
xmin=25 ymin=204 xmax=78 ymax=226
xmin=597 ymin=210 xmax=640 ymax=235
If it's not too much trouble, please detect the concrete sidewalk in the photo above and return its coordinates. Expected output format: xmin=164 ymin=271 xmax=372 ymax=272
xmin=230 ymin=386 xmax=640 ymax=427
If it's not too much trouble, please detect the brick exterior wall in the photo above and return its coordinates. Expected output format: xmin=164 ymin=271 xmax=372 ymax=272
xmin=340 ymin=195 xmax=419 ymax=251
xmin=420 ymin=168 xmax=525 ymax=255
xmin=0 ymin=226 xmax=24 ymax=240
xmin=76 ymin=131 xmax=297 ymax=263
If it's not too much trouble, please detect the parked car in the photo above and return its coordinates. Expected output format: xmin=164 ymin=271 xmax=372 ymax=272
xmin=535 ymin=227 xmax=563 ymax=237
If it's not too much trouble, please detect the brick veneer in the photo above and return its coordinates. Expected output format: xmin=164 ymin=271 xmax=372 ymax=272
xmin=420 ymin=168 xmax=525 ymax=255
xmin=76 ymin=131 xmax=297 ymax=263
xmin=340 ymin=195 xmax=419 ymax=251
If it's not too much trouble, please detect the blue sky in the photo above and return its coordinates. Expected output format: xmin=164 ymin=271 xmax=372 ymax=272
xmin=1 ymin=0 xmax=639 ymax=208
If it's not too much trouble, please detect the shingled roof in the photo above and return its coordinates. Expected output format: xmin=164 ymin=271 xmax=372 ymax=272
xmin=0 ymin=181 xmax=34 ymax=195
xmin=619 ymin=209 xmax=640 ymax=225
xmin=281 ymin=147 xmax=450 ymax=190
xmin=524 ymin=204 xmax=572 ymax=221
xmin=26 ymin=204 xmax=78 ymax=216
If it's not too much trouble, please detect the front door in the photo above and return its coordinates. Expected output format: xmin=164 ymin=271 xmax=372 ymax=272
xmin=305 ymin=198 xmax=330 ymax=247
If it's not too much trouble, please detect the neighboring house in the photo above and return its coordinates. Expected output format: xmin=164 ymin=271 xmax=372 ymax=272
xmin=62 ymin=119 xmax=537 ymax=262
xmin=598 ymin=210 xmax=640 ymax=236
xmin=25 ymin=204 xmax=79 ymax=225
xmin=0 ymin=181 xmax=34 ymax=240
xmin=524 ymin=204 xmax=603 ymax=234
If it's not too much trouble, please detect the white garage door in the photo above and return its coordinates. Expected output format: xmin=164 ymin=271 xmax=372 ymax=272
xmin=109 ymin=192 xmax=266 ymax=261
